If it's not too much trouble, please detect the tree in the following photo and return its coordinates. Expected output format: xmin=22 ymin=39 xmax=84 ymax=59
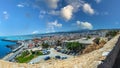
xmin=93 ymin=38 xmax=100 ymax=45
xmin=56 ymin=40 xmax=61 ymax=46
xmin=106 ymin=30 xmax=118 ymax=37
xmin=87 ymin=36 xmax=91 ymax=39
xmin=42 ymin=42 xmax=49 ymax=48
xmin=66 ymin=42 xmax=83 ymax=52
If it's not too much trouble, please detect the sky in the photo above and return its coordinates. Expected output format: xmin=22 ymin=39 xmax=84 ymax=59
xmin=0 ymin=0 xmax=120 ymax=36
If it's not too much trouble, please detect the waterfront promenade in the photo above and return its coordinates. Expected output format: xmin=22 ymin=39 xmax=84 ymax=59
xmin=2 ymin=42 xmax=25 ymax=61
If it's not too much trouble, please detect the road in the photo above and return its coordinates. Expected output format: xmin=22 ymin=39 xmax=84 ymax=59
xmin=3 ymin=42 xmax=25 ymax=61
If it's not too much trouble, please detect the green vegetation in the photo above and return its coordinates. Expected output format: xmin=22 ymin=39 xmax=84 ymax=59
xmin=66 ymin=42 xmax=84 ymax=52
xmin=93 ymin=38 xmax=100 ymax=45
xmin=42 ymin=42 xmax=49 ymax=48
xmin=15 ymin=54 xmax=34 ymax=63
xmin=15 ymin=50 xmax=43 ymax=63
xmin=106 ymin=30 xmax=118 ymax=37
xmin=86 ymin=36 xmax=91 ymax=39
xmin=31 ymin=50 xmax=43 ymax=56
xmin=56 ymin=40 xmax=61 ymax=46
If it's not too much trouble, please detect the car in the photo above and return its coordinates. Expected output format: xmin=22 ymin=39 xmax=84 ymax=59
xmin=44 ymin=56 xmax=50 ymax=60
xmin=29 ymin=62 xmax=34 ymax=64
xmin=61 ymin=57 xmax=67 ymax=60
xmin=57 ymin=50 xmax=60 ymax=52
xmin=55 ymin=55 xmax=61 ymax=59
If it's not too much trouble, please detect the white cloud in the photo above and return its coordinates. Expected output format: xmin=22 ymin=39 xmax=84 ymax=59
xmin=3 ymin=11 xmax=9 ymax=20
xmin=83 ymin=3 xmax=95 ymax=15
xmin=46 ymin=20 xmax=62 ymax=33
xmin=48 ymin=10 xmax=60 ymax=15
xmin=40 ymin=10 xmax=46 ymax=14
xmin=48 ymin=20 xmax=62 ymax=27
xmin=60 ymin=5 xmax=74 ymax=20
xmin=17 ymin=4 xmax=24 ymax=8
xmin=66 ymin=0 xmax=84 ymax=12
xmin=46 ymin=0 xmax=59 ymax=9
xmin=76 ymin=21 xmax=93 ymax=30
xmin=60 ymin=0 xmax=84 ymax=20
xmin=3 ymin=11 xmax=7 ymax=14
xmin=60 ymin=0 xmax=95 ymax=20
xmin=46 ymin=25 xmax=55 ymax=33
xmin=95 ymin=0 xmax=101 ymax=3
xmin=32 ymin=31 xmax=39 ymax=34
xmin=39 ymin=10 xmax=46 ymax=18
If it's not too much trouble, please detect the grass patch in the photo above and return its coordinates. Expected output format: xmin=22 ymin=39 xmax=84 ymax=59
xmin=15 ymin=54 xmax=34 ymax=63
xmin=15 ymin=50 xmax=43 ymax=63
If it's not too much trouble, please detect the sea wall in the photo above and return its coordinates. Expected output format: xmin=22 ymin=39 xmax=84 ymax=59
xmin=98 ymin=36 xmax=120 ymax=68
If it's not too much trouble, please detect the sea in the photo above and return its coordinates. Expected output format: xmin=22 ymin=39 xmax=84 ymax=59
xmin=0 ymin=33 xmax=55 ymax=59
xmin=0 ymin=40 xmax=16 ymax=58
xmin=0 ymin=35 xmax=42 ymax=59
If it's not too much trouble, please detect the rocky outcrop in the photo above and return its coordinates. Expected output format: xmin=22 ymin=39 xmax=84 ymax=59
xmin=0 ymin=35 xmax=120 ymax=68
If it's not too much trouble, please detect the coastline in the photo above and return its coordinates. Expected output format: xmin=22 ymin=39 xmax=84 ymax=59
xmin=0 ymin=39 xmax=20 ymax=59
xmin=0 ymin=34 xmax=119 ymax=68
xmin=2 ymin=41 xmax=24 ymax=62
xmin=1 ymin=39 xmax=18 ymax=43
xmin=1 ymin=39 xmax=21 ymax=50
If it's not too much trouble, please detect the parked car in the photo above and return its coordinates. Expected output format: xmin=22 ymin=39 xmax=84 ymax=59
xmin=55 ymin=55 xmax=61 ymax=59
xmin=61 ymin=57 xmax=67 ymax=60
xmin=29 ymin=62 xmax=34 ymax=64
xmin=44 ymin=56 xmax=50 ymax=60
xmin=42 ymin=50 xmax=50 ymax=55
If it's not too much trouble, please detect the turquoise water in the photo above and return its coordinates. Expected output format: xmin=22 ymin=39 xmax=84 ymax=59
xmin=0 ymin=40 xmax=16 ymax=58
xmin=0 ymin=35 xmax=42 ymax=59
xmin=3 ymin=35 xmax=42 ymax=40
xmin=0 ymin=36 xmax=29 ymax=59
xmin=0 ymin=34 xmax=44 ymax=59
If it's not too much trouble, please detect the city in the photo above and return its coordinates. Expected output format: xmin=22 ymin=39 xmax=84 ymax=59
xmin=0 ymin=0 xmax=120 ymax=68
xmin=2 ymin=29 xmax=119 ymax=65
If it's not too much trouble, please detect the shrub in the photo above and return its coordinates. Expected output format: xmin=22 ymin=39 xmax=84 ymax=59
xmin=66 ymin=42 xmax=84 ymax=52
xmin=106 ymin=30 xmax=118 ymax=37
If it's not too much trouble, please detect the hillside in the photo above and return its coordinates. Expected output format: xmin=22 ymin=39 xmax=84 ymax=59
xmin=0 ymin=34 xmax=119 ymax=68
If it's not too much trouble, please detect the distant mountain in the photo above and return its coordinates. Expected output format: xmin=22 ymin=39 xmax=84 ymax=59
xmin=1 ymin=28 xmax=120 ymax=38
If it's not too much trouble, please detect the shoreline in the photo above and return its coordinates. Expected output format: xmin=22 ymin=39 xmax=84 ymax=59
xmin=1 ymin=39 xmax=22 ymax=51
xmin=2 ymin=41 xmax=24 ymax=62
xmin=1 ymin=39 xmax=18 ymax=43
xmin=0 ymin=34 xmax=119 ymax=68
xmin=0 ymin=39 xmax=22 ymax=60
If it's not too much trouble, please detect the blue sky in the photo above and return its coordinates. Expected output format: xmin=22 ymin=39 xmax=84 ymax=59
xmin=0 ymin=0 xmax=120 ymax=36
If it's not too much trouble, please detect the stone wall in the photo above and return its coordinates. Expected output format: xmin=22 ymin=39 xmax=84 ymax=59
xmin=98 ymin=36 xmax=120 ymax=68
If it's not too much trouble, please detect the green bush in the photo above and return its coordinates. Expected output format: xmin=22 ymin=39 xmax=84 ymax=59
xmin=42 ymin=42 xmax=49 ymax=48
xmin=87 ymin=36 xmax=91 ymax=39
xmin=66 ymin=42 xmax=84 ymax=52
xmin=93 ymin=38 xmax=100 ymax=45
xmin=106 ymin=30 xmax=118 ymax=37
xmin=15 ymin=50 xmax=43 ymax=63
